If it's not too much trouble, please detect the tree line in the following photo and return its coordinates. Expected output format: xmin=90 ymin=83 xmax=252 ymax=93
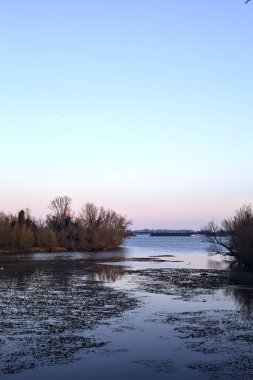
xmin=0 ymin=196 xmax=131 ymax=253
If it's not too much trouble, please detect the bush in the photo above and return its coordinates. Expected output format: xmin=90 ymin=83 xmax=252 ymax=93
xmin=203 ymin=204 xmax=253 ymax=269
xmin=0 ymin=198 xmax=131 ymax=253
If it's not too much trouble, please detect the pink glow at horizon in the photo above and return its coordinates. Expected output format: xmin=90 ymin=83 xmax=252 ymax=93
xmin=1 ymin=188 xmax=245 ymax=230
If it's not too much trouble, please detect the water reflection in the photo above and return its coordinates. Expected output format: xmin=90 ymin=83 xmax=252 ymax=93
xmin=225 ymin=286 xmax=253 ymax=316
xmin=207 ymin=257 xmax=231 ymax=270
xmin=80 ymin=248 xmax=129 ymax=262
xmin=0 ymin=257 xmax=136 ymax=375
xmin=86 ymin=264 xmax=127 ymax=282
xmin=224 ymin=271 xmax=253 ymax=315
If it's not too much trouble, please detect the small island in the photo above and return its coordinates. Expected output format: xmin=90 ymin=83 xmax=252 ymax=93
xmin=0 ymin=196 xmax=131 ymax=253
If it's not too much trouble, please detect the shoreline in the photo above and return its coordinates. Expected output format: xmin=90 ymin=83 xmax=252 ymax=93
xmin=0 ymin=246 xmax=123 ymax=254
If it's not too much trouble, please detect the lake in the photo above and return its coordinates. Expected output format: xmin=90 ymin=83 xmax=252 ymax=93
xmin=0 ymin=235 xmax=253 ymax=379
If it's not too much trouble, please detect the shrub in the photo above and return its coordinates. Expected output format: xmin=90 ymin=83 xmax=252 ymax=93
xmin=203 ymin=204 xmax=253 ymax=269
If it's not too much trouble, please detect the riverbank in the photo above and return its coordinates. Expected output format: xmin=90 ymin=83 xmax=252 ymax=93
xmin=0 ymin=247 xmax=67 ymax=254
xmin=0 ymin=246 xmax=124 ymax=254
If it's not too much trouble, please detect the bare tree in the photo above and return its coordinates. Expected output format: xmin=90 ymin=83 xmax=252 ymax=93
xmin=79 ymin=203 xmax=101 ymax=228
xmin=79 ymin=203 xmax=131 ymax=250
xmin=49 ymin=196 xmax=72 ymax=220
xmin=203 ymin=204 xmax=253 ymax=268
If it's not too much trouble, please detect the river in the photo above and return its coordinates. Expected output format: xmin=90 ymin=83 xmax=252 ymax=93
xmin=0 ymin=235 xmax=252 ymax=379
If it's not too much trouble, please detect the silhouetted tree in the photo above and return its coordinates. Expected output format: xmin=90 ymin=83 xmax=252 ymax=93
xmin=46 ymin=196 xmax=73 ymax=246
xmin=18 ymin=210 xmax=25 ymax=225
xmin=203 ymin=205 xmax=253 ymax=269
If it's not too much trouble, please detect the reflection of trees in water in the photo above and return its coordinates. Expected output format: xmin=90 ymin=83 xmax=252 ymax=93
xmin=225 ymin=287 xmax=253 ymax=316
xmin=0 ymin=258 xmax=136 ymax=374
xmin=85 ymin=249 xmax=128 ymax=263
xmin=86 ymin=265 xmax=127 ymax=283
xmin=207 ymin=258 xmax=229 ymax=270
xmin=207 ymin=254 xmax=235 ymax=270
xmin=206 ymin=256 xmax=253 ymax=315
xmin=224 ymin=271 xmax=253 ymax=315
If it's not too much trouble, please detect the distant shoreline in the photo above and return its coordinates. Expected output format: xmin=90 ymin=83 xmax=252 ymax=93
xmin=150 ymin=232 xmax=193 ymax=237
xmin=133 ymin=229 xmax=197 ymax=237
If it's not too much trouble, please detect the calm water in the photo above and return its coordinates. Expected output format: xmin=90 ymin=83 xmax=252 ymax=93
xmin=123 ymin=235 xmax=229 ymax=269
xmin=0 ymin=235 xmax=252 ymax=379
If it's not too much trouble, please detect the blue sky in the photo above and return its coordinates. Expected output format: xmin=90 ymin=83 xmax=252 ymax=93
xmin=0 ymin=0 xmax=252 ymax=229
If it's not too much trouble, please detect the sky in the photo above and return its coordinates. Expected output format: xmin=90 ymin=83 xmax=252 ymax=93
xmin=0 ymin=0 xmax=253 ymax=229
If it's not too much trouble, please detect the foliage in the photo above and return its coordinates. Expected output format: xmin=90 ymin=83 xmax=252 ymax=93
xmin=78 ymin=203 xmax=131 ymax=250
xmin=38 ymin=228 xmax=57 ymax=251
xmin=203 ymin=204 xmax=253 ymax=268
xmin=0 ymin=197 xmax=131 ymax=253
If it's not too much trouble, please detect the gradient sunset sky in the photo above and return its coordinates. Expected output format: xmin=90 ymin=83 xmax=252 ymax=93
xmin=1 ymin=1 xmax=252 ymax=229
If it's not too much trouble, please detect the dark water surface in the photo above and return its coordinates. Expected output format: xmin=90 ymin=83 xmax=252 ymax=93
xmin=0 ymin=236 xmax=253 ymax=379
